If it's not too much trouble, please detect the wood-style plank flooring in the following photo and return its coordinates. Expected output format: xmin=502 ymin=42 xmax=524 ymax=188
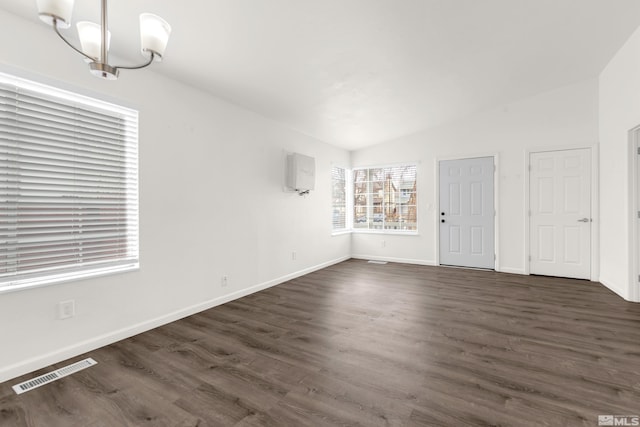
xmin=2 ymin=259 xmax=640 ymax=426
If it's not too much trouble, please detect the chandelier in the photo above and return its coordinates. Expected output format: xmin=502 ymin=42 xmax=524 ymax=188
xmin=36 ymin=0 xmax=171 ymax=80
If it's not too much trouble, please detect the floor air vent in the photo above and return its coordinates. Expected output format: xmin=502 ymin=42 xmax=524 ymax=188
xmin=367 ymin=260 xmax=388 ymax=265
xmin=12 ymin=358 xmax=97 ymax=395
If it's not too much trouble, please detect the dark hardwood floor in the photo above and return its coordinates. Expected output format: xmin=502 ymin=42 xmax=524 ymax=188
xmin=2 ymin=259 xmax=640 ymax=426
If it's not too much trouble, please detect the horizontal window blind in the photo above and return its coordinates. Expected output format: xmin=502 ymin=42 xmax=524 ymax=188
xmin=353 ymin=165 xmax=417 ymax=232
xmin=0 ymin=73 xmax=139 ymax=290
xmin=331 ymin=166 xmax=346 ymax=230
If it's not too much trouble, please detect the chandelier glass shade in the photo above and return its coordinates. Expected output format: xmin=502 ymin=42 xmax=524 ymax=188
xmin=76 ymin=21 xmax=111 ymax=61
xmin=36 ymin=0 xmax=171 ymax=80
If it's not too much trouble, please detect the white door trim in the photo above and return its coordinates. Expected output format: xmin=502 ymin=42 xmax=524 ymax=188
xmin=524 ymin=144 xmax=599 ymax=280
xmin=435 ymin=153 xmax=500 ymax=271
xmin=629 ymin=126 xmax=640 ymax=302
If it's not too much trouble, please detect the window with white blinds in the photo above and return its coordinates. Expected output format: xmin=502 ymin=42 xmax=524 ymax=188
xmin=0 ymin=73 xmax=139 ymax=291
xmin=331 ymin=166 xmax=346 ymax=231
xmin=353 ymin=164 xmax=417 ymax=232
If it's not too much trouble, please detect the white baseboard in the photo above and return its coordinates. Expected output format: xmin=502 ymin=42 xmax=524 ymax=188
xmin=351 ymin=254 xmax=436 ymax=266
xmin=0 ymin=255 xmax=351 ymax=384
xmin=352 ymin=256 xmax=529 ymax=275
xmin=599 ymin=276 xmax=631 ymax=301
xmin=499 ymin=267 xmax=526 ymax=275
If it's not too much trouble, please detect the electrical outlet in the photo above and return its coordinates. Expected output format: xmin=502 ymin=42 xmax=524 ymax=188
xmin=292 ymin=251 xmax=297 ymax=261
xmin=58 ymin=300 xmax=75 ymax=320
xmin=221 ymin=276 xmax=228 ymax=287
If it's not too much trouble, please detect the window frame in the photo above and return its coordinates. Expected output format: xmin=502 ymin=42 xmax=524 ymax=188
xmin=351 ymin=163 xmax=418 ymax=235
xmin=0 ymin=72 xmax=139 ymax=293
xmin=330 ymin=165 xmax=349 ymax=234
xmin=331 ymin=165 xmax=351 ymax=234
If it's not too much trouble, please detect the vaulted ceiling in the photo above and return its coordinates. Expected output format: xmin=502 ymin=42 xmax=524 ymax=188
xmin=2 ymin=0 xmax=640 ymax=149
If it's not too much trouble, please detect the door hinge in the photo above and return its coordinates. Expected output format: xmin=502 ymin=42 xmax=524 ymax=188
xmin=494 ymin=254 xmax=496 ymax=260
xmin=637 ymin=147 xmax=640 ymax=155
xmin=528 ymin=255 xmax=532 ymax=262
xmin=637 ymin=211 xmax=640 ymax=219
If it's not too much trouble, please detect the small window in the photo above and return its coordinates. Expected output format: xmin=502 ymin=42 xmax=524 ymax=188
xmin=331 ymin=166 xmax=347 ymax=231
xmin=0 ymin=73 xmax=139 ymax=291
xmin=353 ymin=165 xmax=417 ymax=232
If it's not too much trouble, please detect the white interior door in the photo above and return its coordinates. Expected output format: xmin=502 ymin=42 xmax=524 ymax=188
xmin=439 ymin=157 xmax=495 ymax=269
xmin=529 ymin=149 xmax=591 ymax=279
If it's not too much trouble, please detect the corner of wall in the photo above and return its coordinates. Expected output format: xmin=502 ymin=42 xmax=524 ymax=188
xmin=598 ymin=23 xmax=640 ymax=303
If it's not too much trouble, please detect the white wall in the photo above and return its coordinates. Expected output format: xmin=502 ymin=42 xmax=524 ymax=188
xmin=599 ymin=25 xmax=640 ymax=302
xmin=351 ymin=79 xmax=599 ymax=275
xmin=0 ymin=10 xmax=350 ymax=382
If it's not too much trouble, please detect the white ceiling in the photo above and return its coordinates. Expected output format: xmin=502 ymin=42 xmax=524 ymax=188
xmin=2 ymin=0 xmax=640 ymax=150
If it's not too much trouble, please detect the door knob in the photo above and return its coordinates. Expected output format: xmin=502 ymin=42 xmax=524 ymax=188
xmin=441 ymin=212 xmax=445 ymax=216
xmin=577 ymin=218 xmax=590 ymax=222
xmin=441 ymin=219 xmax=445 ymax=223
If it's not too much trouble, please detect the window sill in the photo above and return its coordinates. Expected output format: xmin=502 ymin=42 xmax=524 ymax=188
xmin=0 ymin=263 xmax=139 ymax=294
xmin=330 ymin=229 xmax=419 ymax=236
xmin=351 ymin=229 xmax=419 ymax=236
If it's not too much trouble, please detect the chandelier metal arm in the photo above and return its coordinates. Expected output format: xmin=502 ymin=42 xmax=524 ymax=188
xmin=53 ymin=12 xmax=155 ymax=74
xmin=52 ymin=18 xmax=95 ymax=62
xmin=37 ymin=0 xmax=171 ymax=80
xmin=113 ymin=53 xmax=155 ymax=71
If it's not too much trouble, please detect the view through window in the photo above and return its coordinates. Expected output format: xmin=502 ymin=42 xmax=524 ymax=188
xmin=353 ymin=165 xmax=417 ymax=231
